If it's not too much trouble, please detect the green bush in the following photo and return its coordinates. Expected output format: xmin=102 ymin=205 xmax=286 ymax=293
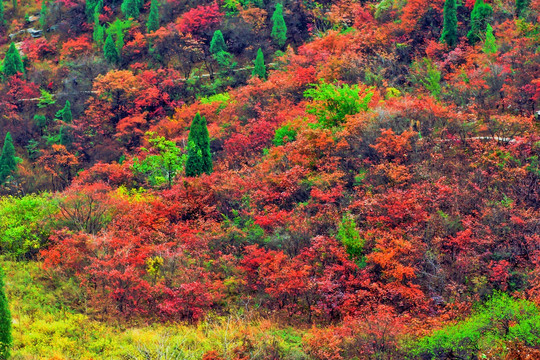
xmin=412 ymin=293 xmax=540 ymax=359
xmin=304 ymin=82 xmax=374 ymax=128
xmin=0 ymin=194 xmax=59 ymax=258
xmin=273 ymin=124 xmax=297 ymax=146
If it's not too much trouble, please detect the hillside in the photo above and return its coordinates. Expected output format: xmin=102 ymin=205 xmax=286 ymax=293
xmin=0 ymin=0 xmax=539 ymax=358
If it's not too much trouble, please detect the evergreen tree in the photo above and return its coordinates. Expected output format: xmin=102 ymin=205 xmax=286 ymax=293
xmin=56 ymin=101 xmax=72 ymax=123
xmin=483 ymin=23 xmax=497 ymax=54
xmin=271 ymin=3 xmax=287 ymax=47
xmin=40 ymin=0 xmax=47 ymax=28
xmin=0 ymin=1 xmax=5 ymax=27
xmin=185 ymin=113 xmax=212 ymax=177
xmin=210 ymin=30 xmax=227 ymax=55
xmin=121 ymin=0 xmax=140 ymax=20
xmin=516 ymin=0 xmax=529 ymax=17
xmin=146 ymin=0 xmax=159 ymax=33
xmin=467 ymin=0 xmax=493 ymax=44
xmin=93 ymin=10 xmax=105 ymax=46
xmin=85 ymin=0 xmax=102 ymax=20
xmin=252 ymin=48 xmax=266 ymax=80
xmin=440 ymin=0 xmax=458 ymax=48
xmin=210 ymin=30 xmax=232 ymax=68
xmin=104 ymin=33 xmax=120 ymax=64
xmin=11 ymin=0 xmax=16 ymax=11
xmin=2 ymin=42 xmax=25 ymax=78
xmin=0 ymin=267 xmax=11 ymax=360
xmin=0 ymin=132 xmax=18 ymax=184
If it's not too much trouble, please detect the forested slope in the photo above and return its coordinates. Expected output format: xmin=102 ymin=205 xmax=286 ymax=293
xmin=0 ymin=0 xmax=539 ymax=358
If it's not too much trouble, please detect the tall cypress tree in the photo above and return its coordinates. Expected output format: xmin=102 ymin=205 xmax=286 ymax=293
xmin=0 ymin=132 xmax=17 ymax=184
xmin=467 ymin=0 xmax=493 ymax=44
xmin=11 ymin=0 xmax=16 ymax=11
xmin=271 ymin=3 xmax=287 ymax=47
xmin=2 ymin=43 xmax=25 ymax=78
xmin=93 ymin=10 xmax=104 ymax=46
xmin=210 ymin=30 xmax=227 ymax=55
xmin=185 ymin=113 xmax=212 ymax=177
xmin=40 ymin=0 xmax=47 ymax=28
xmin=147 ymin=0 xmax=159 ymax=33
xmin=0 ymin=1 xmax=5 ymax=27
xmin=516 ymin=0 xmax=529 ymax=17
xmin=0 ymin=267 xmax=11 ymax=360
xmin=104 ymin=33 xmax=119 ymax=64
xmin=252 ymin=48 xmax=266 ymax=80
xmin=121 ymin=0 xmax=140 ymax=20
xmin=210 ymin=30 xmax=232 ymax=67
xmin=483 ymin=23 xmax=497 ymax=54
xmin=440 ymin=0 xmax=458 ymax=48
xmin=56 ymin=101 xmax=72 ymax=123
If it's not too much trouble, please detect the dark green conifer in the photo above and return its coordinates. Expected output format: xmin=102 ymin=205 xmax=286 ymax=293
xmin=210 ymin=30 xmax=227 ymax=55
xmin=85 ymin=0 xmax=102 ymax=20
xmin=0 ymin=267 xmax=11 ymax=360
xmin=210 ymin=30 xmax=232 ymax=67
xmin=0 ymin=1 xmax=5 ymax=27
xmin=2 ymin=43 xmax=25 ymax=78
xmin=516 ymin=0 xmax=529 ymax=17
xmin=271 ymin=3 xmax=287 ymax=47
xmin=440 ymin=0 xmax=458 ymax=48
xmin=185 ymin=113 xmax=212 ymax=177
xmin=147 ymin=0 xmax=159 ymax=33
xmin=467 ymin=0 xmax=493 ymax=44
xmin=56 ymin=101 xmax=72 ymax=123
xmin=121 ymin=0 xmax=140 ymax=20
xmin=104 ymin=33 xmax=120 ymax=64
xmin=12 ymin=0 xmax=16 ymax=11
xmin=0 ymin=132 xmax=18 ymax=184
xmin=252 ymin=48 xmax=266 ymax=80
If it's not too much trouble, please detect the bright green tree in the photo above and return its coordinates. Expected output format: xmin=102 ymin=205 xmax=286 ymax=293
xmin=104 ymin=33 xmax=120 ymax=64
xmin=0 ymin=132 xmax=18 ymax=184
xmin=56 ymin=101 xmax=72 ymax=123
xmin=467 ymin=0 xmax=493 ymax=44
xmin=483 ymin=23 xmax=498 ymax=54
xmin=252 ymin=48 xmax=266 ymax=80
xmin=131 ymin=133 xmax=186 ymax=188
xmin=93 ymin=11 xmax=105 ymax=46
xmin=0 ymin=267 xmax=11 ymax=360
xmin=440 ymin=0 xmax=458 ymax=47
xmin=121 ymin=0 xmax=140 ymax=20
xmin=2 ymin=43 xmax=24 ymax=78
xmin=146 ymin=0 xmax=159 ymax=33
xmin=337 ymin=214 xmax=366 ymax=268
xmin=185 ymin=113 xmax=212 ymax=177
xmin=271 ymin=3 xmax=287 ymax=47
xmin=40 ymin=0 xmax=47 ymax=28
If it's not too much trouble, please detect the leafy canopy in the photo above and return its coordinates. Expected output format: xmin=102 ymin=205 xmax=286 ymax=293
xmin=304 ymin=82 xmax=374 ymax=128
